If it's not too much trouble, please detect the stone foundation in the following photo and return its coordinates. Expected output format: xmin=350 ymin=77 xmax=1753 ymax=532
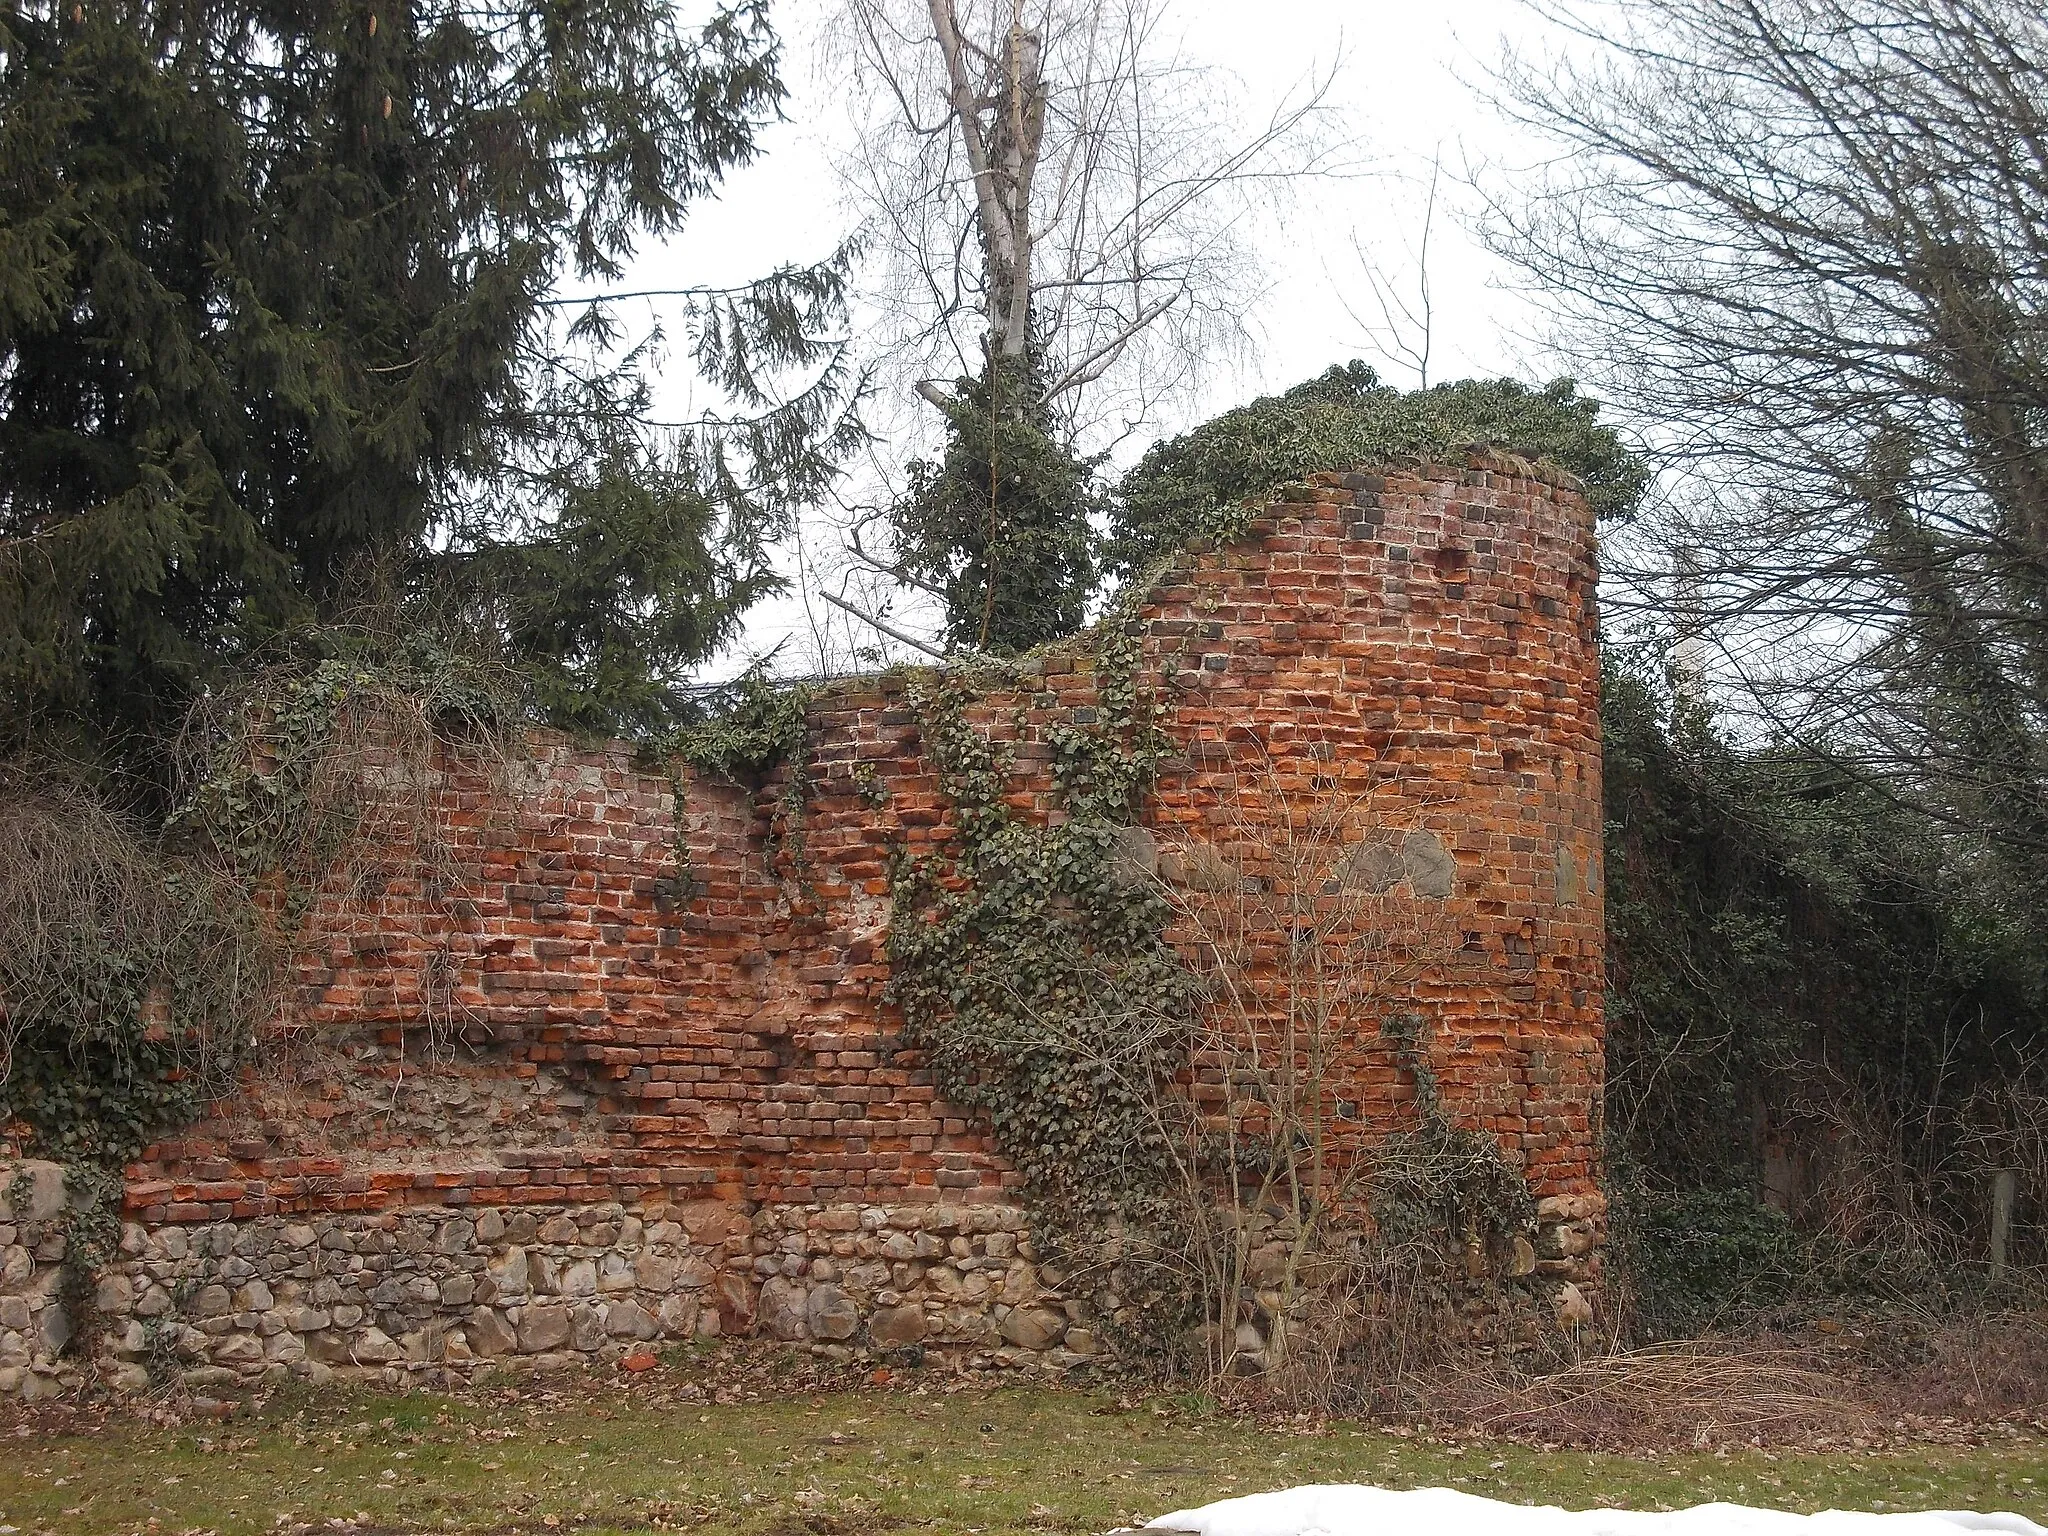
xmin=97 ymin=1196 xmax=1086 ymax=1393
xmin=5 ymin=1159 xmax=1607 ymax=1397
xmin=0 ymin=1161 xmax=77 ymax=1399
xmin=8 ymin=1165 xmax=1106 ymax=1394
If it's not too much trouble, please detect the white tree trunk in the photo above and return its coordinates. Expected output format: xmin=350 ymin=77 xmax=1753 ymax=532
xmin=926 ymin=0 xmax=1044 ymax=365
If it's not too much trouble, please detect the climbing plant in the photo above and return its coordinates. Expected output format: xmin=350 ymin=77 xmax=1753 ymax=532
xmin=0 ymin=775 xmax=260 ymax=1169
xmin=1371 ymin=1010 xmax=1536 ymax=1253
xmin=1601 ymin=650 xmax=2048 ymax=1324
xmin=655 ymin=667 xmax=816 ymax=784
xmin=883 ymin=619 xmax=1195 ymax=1239
xmin=1 ymin=630 xmax=527 ymax=1172
xmin=1133 ymin=738 xmax=1540 ymax=1388
xmin=173 ymin=633 xmax=526 ymax=903
xmin=1106 ymin=363 xmax=1648 ymax=583
xmin=891 ymin=347 xmax=1099 ymax=654
xmin=647 ymin=666 xmax=818 ymax=885
xmin=875 ymin=600 xmax=1550 ymax=1390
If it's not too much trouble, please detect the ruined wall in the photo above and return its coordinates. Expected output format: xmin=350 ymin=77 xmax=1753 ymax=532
xmin=0 ymin=1162 xmax=72 ymax=1399
xmin=3 ymin=453 xmax=1606 ymax=1396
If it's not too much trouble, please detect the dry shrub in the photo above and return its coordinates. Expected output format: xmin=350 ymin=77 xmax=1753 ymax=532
xmin=981 ymin=722 xmax=1492 ymax=1387
xmin=1028 ymin=723 xmax=1556 ymax=1401
xmin=171 ymin=641 xmax=528 ymax=1064
xmin=1428 ymin=1340 xmax=1862 ymax=1449
xmin=1154 ymin=734 xmax=1478 ymax=1386
xmin=1741 ymin=1049 xmax=2048 ymax=1273
xmin=173 ymin=643 xmax=525 ymax=910
xmin=1953 ymin=1076 xmax=2048 ymax=1266
xmin=1231 ymin=1246 xmax=1524 ymax=1419
xmin=0 ymin=772 xmax=266 ymax=1159
xmin=1416 ymin=1312 xmax=2048 ymax=1449
xmin=2 ymin=632 xmax=529 ymax=1159
xmin=1856 ymin=1310 xmax=2048 ymax=1421
xmin=1217 ymin=1312 xmax=2048 ymax=1447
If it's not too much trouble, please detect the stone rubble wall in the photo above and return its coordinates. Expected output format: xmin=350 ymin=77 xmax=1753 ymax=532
xmin=0 ymin=1161 xmax=80 ymax=1399
xmin=6 ymin=1161 xmax=1605 ymax=1396
xmin=90 ymin=1191 xmax=1090 ymax=1392
xmin=2 ymin=453 xmax=1611 ymax=1397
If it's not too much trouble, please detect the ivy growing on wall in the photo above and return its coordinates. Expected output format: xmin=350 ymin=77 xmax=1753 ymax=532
xmin=2 ymin=632 xmax=526 ymax=1172
xmin=877 ymin=565 xmax=1548 ymax=1357
xmin=883 ymin=618 xmax=1198 ymax=1238
xmin=174 ymin=637 xmax=526 ymax=902
xmin=1601 ymin=651 xmax=2048 ymax=1319
xmin=647 ymin=667 xmax=818 ymax=887
xmin=1370 ymin=1010 xmax=1536 ymax=1253
xmin=0 ymin=775 xmax=259 ymax=1169
xmin=1106 ymin=363 xmax=1647 ymax=584
xmin=655 ymin=668 xmax=817 ymax=784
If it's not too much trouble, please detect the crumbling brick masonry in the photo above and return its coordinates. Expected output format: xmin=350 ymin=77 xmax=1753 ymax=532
xmin=0 ymin=452 xmax=1606 ymax=1397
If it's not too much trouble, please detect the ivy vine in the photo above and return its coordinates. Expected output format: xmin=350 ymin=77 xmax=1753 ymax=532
xmin=3 ymin=634 xmax=524 ymax=1179
xmin=1370 ymin=1010 xmax=1535 ymax=1257
xmin=883 ymin=621 xmax=1197 ymax=1241
xmin=655 ymin=668 xmax=816 ymax=783
xmin=0 ymin=781 xmax=257 ymax=1180
xmin=173 ymin=638 xmax=524 ymax=907
xmin=647 ymin=668 xmax=817 ymax=888
xmin=1105 ymin=364 xmax=1648 ymax=584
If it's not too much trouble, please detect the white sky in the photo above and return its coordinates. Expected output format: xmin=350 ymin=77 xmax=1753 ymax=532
xmin=611 ymin=1 xmax=1573 ymax=676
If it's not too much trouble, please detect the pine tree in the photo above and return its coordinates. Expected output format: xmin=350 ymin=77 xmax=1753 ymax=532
xmin=0 ymin=0 xmax=854 ymax=752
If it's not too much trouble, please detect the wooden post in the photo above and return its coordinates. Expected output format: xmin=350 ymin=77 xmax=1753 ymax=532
xmin=1990 ymin=1169 xmax=2017 ymax=1274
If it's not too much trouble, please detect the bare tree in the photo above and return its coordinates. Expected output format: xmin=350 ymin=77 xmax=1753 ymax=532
xmin=808 ymin=0 xmax=1345 ymax=659
xmin=1150 ymin=741 xmax=1471 ymax=1387
xmin=1340 ymin=149 xmax=1442 ymax=391
xmin=1479 ymin=0 xmax=2048 ymax=903
xmin=834 ymin=0 xmax=1344 ymax=443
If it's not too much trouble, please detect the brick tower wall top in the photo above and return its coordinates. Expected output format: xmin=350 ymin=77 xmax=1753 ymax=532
xmin=124 ymin=452 xmax=1602 ymax=1226
xmin=1141 ymin=456 xmax=1603 ymax=1197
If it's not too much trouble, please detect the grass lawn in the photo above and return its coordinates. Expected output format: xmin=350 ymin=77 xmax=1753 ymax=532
xmin=0 ymin=1371 xmax=2041 ymax=1536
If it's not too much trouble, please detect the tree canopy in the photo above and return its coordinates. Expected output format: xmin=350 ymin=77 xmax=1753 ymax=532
xmin=0 ymin=0 xmax=857 ymax=754
xmin=1484 ymin=0 xmax=2048 ymax=918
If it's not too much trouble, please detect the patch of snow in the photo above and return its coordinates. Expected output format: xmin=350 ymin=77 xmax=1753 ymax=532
xmin=1138 ymin=1486 xmax=2046 ymax=1536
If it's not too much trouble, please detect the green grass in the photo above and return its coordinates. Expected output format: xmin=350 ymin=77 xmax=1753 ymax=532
xmin=0 ymin=1378 xmax=2041 ymax=1536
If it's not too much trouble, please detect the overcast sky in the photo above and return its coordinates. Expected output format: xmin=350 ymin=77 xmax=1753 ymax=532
xmin=610 ymin=1 xmax=1572 ymax=675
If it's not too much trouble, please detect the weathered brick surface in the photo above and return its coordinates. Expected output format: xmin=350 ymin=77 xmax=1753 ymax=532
xmin=52 ymin=453 xmax=1606 ymax=1390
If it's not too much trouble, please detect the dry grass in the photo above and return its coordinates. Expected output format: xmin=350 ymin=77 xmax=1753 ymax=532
xmin=1847 ymin=1310 xmax=2048 ymax=1423
xmin=1201 ymin=1303 xmax=2048 ymax=1451
xmin=1427 ymin=1340 xmax=1862 ymax=1449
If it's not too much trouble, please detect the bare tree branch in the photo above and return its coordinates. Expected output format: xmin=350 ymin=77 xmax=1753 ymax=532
xmin=833 ymin=0 xmax=1350 ymax=442
xmin=1480 ymin=0 xmax=2048 ymax=901
xmin=815 ymin=585 xmax=956 ymax=657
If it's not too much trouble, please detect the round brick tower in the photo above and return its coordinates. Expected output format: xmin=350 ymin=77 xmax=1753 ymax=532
xmin=1141 ymin=450 xmax=1607 ymax=1306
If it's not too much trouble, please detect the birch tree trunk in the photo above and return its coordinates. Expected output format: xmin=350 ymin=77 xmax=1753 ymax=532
xmin=926 ymin=0 xmax=1045 ymax=371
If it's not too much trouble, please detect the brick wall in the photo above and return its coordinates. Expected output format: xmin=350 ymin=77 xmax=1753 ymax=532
xmin=16 ymin=452 xmax=1608 ymax=1395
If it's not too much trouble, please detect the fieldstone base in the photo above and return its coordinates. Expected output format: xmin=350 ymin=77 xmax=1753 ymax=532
xmin=0 ymin=1160 xmax=85 ymax=1400
xmin=4 ymin=1160 xmax=1605 ymax=1397
xmin=80 ymin=1195 xmax=1099 ymax=1393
